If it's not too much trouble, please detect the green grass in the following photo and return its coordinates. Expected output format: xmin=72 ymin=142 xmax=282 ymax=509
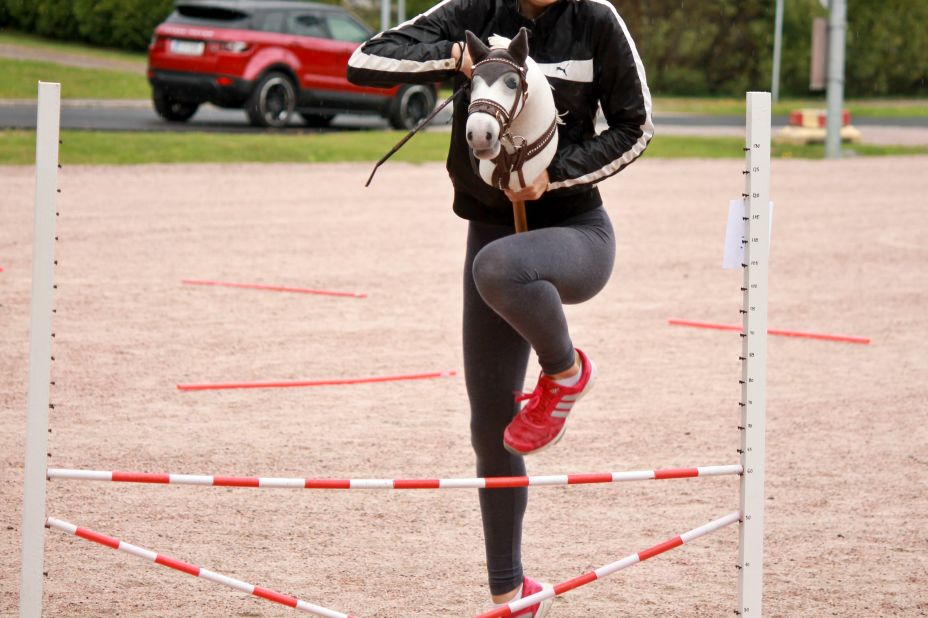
xmin=654 ymin=96 xmax=928 ymax=118
xmin=646 ymin=135 xmax=928 ymax=158
xmin=0 ymin=58 xmax=149 ymax=99
xmin=0 ymin=129 xmax=454 ymax=165
xmin=0 ymin=30 xmax=147 ymax=65
xmin=2 ymin=129 xmax=925 ymax=165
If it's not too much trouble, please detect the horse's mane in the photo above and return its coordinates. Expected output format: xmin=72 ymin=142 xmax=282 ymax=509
xmin=487 ymin=34 xmax=512 ymax=49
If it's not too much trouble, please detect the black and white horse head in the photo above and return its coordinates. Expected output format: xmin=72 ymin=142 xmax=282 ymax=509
xmin=464 ymin=28 xmax=558 ymax=191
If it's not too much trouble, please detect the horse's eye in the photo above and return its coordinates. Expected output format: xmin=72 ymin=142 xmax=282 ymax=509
xmin=504 ymin=75 xmax=518 ymax=89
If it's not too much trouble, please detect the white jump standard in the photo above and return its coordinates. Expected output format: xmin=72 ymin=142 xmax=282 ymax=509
xmin=737 ymin=92 xmax=771 ymax=617
xmin=20 ymin=91 xmax=771 ymax=616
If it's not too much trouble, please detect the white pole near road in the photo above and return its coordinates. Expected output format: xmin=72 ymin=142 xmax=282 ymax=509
xmin=19 ymin=81 xmax=61 ymax=618
xmin=825 ymin=0 xmax=847 ymax=158
xmin=380 ymin=0 xmax=391 ymax=31
xmin=737 ymin=92 xmax=770 ymax=617
xmin=771 ymin=0 xmax=784 ymax=103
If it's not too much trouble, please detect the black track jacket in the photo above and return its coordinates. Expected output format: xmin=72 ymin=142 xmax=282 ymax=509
xmin=347 ymin=0 xmax=653 ymax=227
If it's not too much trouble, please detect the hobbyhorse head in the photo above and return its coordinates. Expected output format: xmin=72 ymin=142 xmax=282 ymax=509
xmin=464 ymin=28 xmax=559 ymax=192
xmin=465 ymin=28 xmax=530 ymax=161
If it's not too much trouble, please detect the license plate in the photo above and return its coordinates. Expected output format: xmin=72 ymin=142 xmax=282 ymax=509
xmin=169 ymin=39 xmax=205 ymax=56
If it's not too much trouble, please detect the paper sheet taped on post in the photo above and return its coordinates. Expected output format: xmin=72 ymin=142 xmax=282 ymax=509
xmin=723 ymin=199 xmax=774 ymax=269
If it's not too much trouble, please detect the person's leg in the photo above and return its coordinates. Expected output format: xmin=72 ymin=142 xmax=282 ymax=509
xmin=471 ymin=207 xmax=616 ymax=376
xmin=464 ymin=220 xmax=532 ymax=599
xmin=472 ymin=207 xmax=616 ymax=456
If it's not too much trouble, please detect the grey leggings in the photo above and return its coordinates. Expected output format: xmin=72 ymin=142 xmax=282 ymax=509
xmin=463 ymin=206 xmax=615 ymax=594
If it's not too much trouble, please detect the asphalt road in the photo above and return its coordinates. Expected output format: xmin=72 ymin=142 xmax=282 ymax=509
xmin=0 ymin=101 xmax=444 ymax=133
xmin=1 ymin=100 xmax=925 ymax=134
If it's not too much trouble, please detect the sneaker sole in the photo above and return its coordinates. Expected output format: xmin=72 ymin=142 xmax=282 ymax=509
xmin=504 ymin=358 xmax=598 ymax=457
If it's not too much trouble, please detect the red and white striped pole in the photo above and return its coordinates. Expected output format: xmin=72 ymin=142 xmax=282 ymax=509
xmin=46 ymin=517 xmax=357 ymax=618
xmin=47 ymin=464 xmax=742 ymax=490
xmin=474 ymin=511 xmax=741 ymax=618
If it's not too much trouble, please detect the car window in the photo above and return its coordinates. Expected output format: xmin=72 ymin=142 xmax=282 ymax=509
xmin=256 ymin=11 xmax=286 ymax=34
xmin=168 ymin=5 xmax=252 ymax=28
xmin=326 ymin=15 xmax=370 ymax=43
xmin=287 ymin=12 xmax=327 ymax=38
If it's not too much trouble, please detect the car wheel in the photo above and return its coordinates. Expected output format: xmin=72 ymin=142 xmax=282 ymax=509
xmin=152 ymin=86 xmax=199 ymax=122
xmin=388 ymin=85 xmax=436 ymax=130
xmin=299 ymin=112 xmax=335 ymax=128
xmin=246 ymin=71 xmax=297 ymax=128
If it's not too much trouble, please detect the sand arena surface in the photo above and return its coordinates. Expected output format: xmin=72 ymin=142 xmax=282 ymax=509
xmin=1 ymin=157 xmax=926 ymax=617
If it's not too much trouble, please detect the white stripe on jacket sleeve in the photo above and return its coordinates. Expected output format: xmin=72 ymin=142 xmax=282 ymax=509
xmin=347 ymin=0 xmax=458 ymax=75
xmin=547 ymin=0 xmax=654 ymax=191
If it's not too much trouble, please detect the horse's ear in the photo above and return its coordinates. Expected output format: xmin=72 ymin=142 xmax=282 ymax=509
xmin=508 ymin=27 xmax=529 ymax=66
xmin=465 ymin=30 xmax=490 ymax=64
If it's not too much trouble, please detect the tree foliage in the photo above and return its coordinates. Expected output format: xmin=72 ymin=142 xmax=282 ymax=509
xmin=0 ymin=0 xmax=925 ymax=96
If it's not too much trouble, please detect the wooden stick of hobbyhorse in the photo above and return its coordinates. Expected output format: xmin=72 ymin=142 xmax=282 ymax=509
xmin=512 ymin=200 xmax=528 ymax=233
xmin=465 ymin=28 xmax=558 ymax=235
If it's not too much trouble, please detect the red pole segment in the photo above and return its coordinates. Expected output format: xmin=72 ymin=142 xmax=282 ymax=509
xmin=182 ymin=279 xmax=366 ymax=298
xmin=47 ymin=465 xmax=742 ymax=490
xmin=176 ymin=370 xmax=458 ymax=391
xmin=667 ymin=318 xmax=870 ymax=344
xmin=45 ymin=517 xmax=357 ymax=618
xmin=473 ymin=511 xmax=741 ymax=618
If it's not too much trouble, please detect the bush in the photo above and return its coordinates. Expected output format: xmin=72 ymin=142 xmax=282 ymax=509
xmin=35 ymin=1 xmax=80 ymax=41
xmin=3 ymin=0 xmax=39 ymax=32
xmin=73 ymin=0 xmax=172 ymax=50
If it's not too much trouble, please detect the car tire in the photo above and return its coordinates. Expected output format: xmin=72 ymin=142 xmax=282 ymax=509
xmin=152 ymin=86 xmax=199 ymax=122
xmin=388 ymin=85 xmax=436 ymax=130
xmin=246 ymin=71 xmax=297 ymax=128
xmin=299 ymin=112 xmax=335 ymax=128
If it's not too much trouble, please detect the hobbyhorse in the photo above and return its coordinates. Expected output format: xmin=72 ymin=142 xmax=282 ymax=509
xmin=464 ymin=28 xmax=558 ymax=232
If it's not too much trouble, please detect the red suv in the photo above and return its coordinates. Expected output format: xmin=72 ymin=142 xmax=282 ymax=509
xmin=148 ymin=0 xmax=436 ymax=129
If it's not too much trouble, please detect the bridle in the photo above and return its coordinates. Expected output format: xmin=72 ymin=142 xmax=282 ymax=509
xmin=467 ymin=53 xmax=558 ymax=191
xmin=467 ymin=55 xmax=529 ymax=136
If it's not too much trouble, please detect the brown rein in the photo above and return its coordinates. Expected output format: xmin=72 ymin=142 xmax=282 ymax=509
xmin=365 ymin=54 xmax=557 ymax=193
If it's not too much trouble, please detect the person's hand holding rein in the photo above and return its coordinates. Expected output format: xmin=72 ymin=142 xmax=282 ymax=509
xmin=505 ymin=169 xmax=549 ymax=202
xmin=452 ymin=40 xmax=473 ymax=78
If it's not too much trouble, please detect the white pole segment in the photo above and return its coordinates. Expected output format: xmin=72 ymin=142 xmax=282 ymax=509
xmin=681 ymin=510 xmax=742 ymax=543
xmin=259 ymin=477 xmax=307 ymax=488
xmin=200 ymin=569 xmax=255 ymax=594
xmin=528 ymin=475 xmax=569 ymax=486
xmin=738 ymin=92 xmax=770 ymax=617
xmin=697 ymin=464 xmax=743 ymax=477
xmin=169 ymin=474 xmax=214 ymax=485
xmin=20 ymin=81 xmax=61 ymax=618
xmin=439 ymin=478 xmax=486 ymax=488
xmin=47 ymin=468 xmax=112 ymax=481
xmin=612 ymin=470 xmax=654 ymax=481
xmin=119 ymin=543 xmax=159 ymax=562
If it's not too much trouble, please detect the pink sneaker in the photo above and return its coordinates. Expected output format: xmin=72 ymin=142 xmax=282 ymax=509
xmin=511 ymin=576 xmax=554 ymax=618
xmin=503 ymin=348 xmax=596 ymax=456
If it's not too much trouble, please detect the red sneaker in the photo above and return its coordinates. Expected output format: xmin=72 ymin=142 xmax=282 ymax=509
xmin=511 ymin=576 xmax=554 ymax=617
xmin=503 ymin=348 xmax=596 ymax=456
